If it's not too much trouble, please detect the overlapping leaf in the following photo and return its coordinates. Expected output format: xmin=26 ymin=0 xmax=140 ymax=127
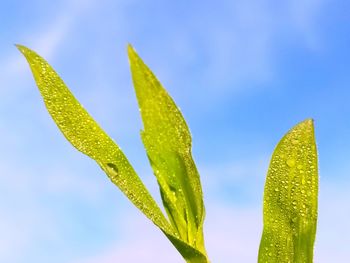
xmin=18 ymin=45 xmax=208 ymax=263
xmin=258 ymin=119 xmax=318 ymax=263
xmin=128 ymin=45 xmax=207 ymax=257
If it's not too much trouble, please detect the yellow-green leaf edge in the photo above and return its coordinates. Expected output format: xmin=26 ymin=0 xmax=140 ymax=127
xmin=258 ymin=119 xmax=318 ymax=263
xmin=17 ymin=45 xmax=209 ymax=263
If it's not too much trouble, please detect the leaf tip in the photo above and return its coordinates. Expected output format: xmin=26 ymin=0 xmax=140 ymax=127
xmin=304 ymin=118 xmax=314 ymax=124
xmin=127 ymin=43 xmax=137 ymax=58
xmin=295 ymin=118 xmax=314 ymax=131
xmin=305 ymin=118 xmax=315 ymax=129
xmin=15 ymin=44 xmax=28 ymax=54
xmin=127 ymin=43 xmax=133 ymax=50
xmin=15 ymin=44 xmax=38 ymax=64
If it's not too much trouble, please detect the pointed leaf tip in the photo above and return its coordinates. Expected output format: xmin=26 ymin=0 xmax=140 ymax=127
xmin=17 ymin=44 xmax=175 ymax=242
xmin=127 ymin=44 xmax=137 ymax=60
xmin=16 ymin=44 xmax=37 ymax=56
xmin=20 ymin=45 xmax=209 ymax=263
xmin=258 ymin=119 xmax=318 ymax=263
xmin=302 ymin=118 xmax=313 ymax=126
xmin=15 ymin=43 xmax=25 ymax=50
xmin=128 ymin=46 xmax=208 ymax=260
xmin=127 ymin=43 xmax=134 ymax=51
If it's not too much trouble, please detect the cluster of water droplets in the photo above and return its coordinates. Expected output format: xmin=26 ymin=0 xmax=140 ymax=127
xmin=18 ymin=45 xmax=181 ymax=239
xmin=130 ymin=49 xmax=206 ymax=252
xmin=19 ymin=45 xmax=209 ymax=261
xmin=260 ymin=120 xmax=318 ymax=262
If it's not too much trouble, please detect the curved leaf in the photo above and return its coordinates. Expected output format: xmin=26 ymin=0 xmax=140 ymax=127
xmin=16 ymin=44 xmax=171 ymax=230
xmin=128 ymin=45 xmax=207 ymax=258
xmin=258 ymin=119 xmax=318 ymax=263
xmin=17 ymin=45 xmax=209 ymax=263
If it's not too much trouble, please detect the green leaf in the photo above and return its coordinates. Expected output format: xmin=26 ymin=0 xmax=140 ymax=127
xmin=258 ymin=119 xmax=318 ymax=263
xmin=17 ymin=45 xmax=209 ymax=263
xmin=16 ymin=44 xmax=171 ymax=230
xmin=128 ymin=45 xmax=208 ymax=258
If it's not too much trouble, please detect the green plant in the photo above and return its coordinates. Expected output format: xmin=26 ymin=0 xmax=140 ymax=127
xmin=258 ymin=119 xmax=318 ymax=263
xmin=17 ymin=44 xmax=318 ymax=263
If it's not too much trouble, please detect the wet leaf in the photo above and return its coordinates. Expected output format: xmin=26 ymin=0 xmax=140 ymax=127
xmin=128 ymin=45 xmax=208 ymax=258
xmin=258 ymin=119 xmax=318 ymax=263
xmin=18 ymin=45 xmax=208 ymax=263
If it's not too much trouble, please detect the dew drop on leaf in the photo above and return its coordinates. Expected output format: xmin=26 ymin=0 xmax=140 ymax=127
xmin=258 ymin=119 xmax=318 ymax=263
xmin=286 ymin=159 xmax=296 ymax=167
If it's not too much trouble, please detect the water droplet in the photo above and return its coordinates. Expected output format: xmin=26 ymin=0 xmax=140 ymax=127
xmin=106 ymin=163 xmax=119 ymax=177
xmin=292 ymin=139 xmax=299 ymax=145
xmin=286 ymin=159 xmax=295 ymax=167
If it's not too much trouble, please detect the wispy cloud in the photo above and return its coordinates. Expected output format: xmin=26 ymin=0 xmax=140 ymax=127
xmin=72 ymin=209 xmax=183 ymax=263
xmin=315 ymin=178 xmax=350 ymax=262
xmin=286 ymin=0 xmax=328 ymax=50
xmin=207 ymin=0 xmax=326 ymax=86
xmin=70 ymin=178 xmax=350 ymax=263
xmin=0 ymin=163 xmax=61 ymax=263
xmin=116 ymin=0 xmax=329 ymax=119
xmin=0 ymin=1 xmax=100 ymax=262
xmin=0 ymin=0 xmax=97 ymax=97
xmin=71 ymin=201 xmax=261 ymax=263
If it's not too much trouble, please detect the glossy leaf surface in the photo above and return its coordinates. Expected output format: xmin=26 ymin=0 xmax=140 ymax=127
xmin=16 ymin=44 xmax=171 ymax=230
xmin=258 ymin=119 xmax=318 ymax=263
xmin=18 ymin=45 xmax=208 ymax=263
xmin=128 ymin=45 xmax=207 ymax=258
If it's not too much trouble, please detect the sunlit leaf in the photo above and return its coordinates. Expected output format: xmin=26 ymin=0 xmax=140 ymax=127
xmin=258 ymin=119 xmax=318 ymax=263
xmin=17 ymin=45 xmax=209 ymax=263
xmin=16 ymin=44 xmax=171 ymax=230
xmin=128 ymin=45 xmax=208 ymax=258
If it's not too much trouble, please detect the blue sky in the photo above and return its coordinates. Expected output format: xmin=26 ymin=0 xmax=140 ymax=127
xmin=1 ymin=0 xmax=350 ymax=262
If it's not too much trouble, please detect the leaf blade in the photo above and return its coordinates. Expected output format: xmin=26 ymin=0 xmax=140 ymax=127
xmin=258 ymin=119 xmax=318 ymax=263
xmin=16 ymin=43 xmax=173 ymax=232
xmin=18 ymin=45 xmax=209 ymax=263
xmin=128 ymin=45 xmax=207 ymax=257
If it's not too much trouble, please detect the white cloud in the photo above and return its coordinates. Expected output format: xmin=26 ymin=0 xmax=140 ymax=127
xmin=0 ymin=0 xmax=98 ymax=98
xmin=156 ymin=0 xmax=328 ymax=104
xmin=0 ymin=216 xmax=28 ymax=262
xmin=71 ymin=201 xmax=261 ymax=263
xmin=3 ymin=9 xmax=68 ymax=75
xmin=69 ymin=154 xmax=267 ymax=263
xmin=69 ymin=155 xmax=350 ymax=263
xmin=200 ymin=156 xmax=269 ymax=192
xmin=71 ymin=180 xmax=350 ymax=263
xmin=205 ymin=204 xmax=262 ymax=262
xmin=41 ymin=164 xmax=106 ymax=202
xmin=23 ymin=0 xmax=98 ymax=59
xmin=0 ymin=1 xmax=101 ymax=262
xmin=286 ymin=0 xmax=328 ymax=50
xmin=315 ymin=179 xmax=350 ymax=262
xmin=0 ymin=163 xmax=61 ymax=263
xmin=72 ymin=209 xmax=183 ymax=263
